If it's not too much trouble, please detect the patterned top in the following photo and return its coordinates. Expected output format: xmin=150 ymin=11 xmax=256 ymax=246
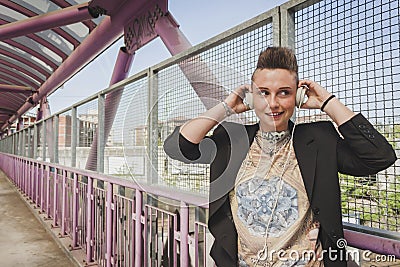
xmin=229 ymin=130 xmax=324 ymax=267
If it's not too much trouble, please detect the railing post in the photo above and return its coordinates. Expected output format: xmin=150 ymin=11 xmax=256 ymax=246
xmin=19 ymin=158 xmax=22 ymax=191
xmin=53 ymin=115 xmax=59 ymax=164
xmin=35 ymin=162 xmax=39 ymax=205
xmin=22 ymin=130 xmax=26 ymax=157
xmin=27 ymin=127 xmax=31 ymax=158
xmin=106 ymin=182 xmax=114 ymax=267
xmin=279 ymin=2 xmax=296 ymax=50
xmin=61 ymin=170 xmax=67 ymax=235
xmin=46 ymin=164 xmax=51 ymax=217
xmin=33 ymin=124 xmax=38 ymax=159
xmin=147 ymin=68 xmax=159 ymax=184
xmin=97 ymin=94 xmax=105 ymax=174
xmin=40 ymin=164 xmax=45 ymax=212
xmin=180 ymin=202 xmax=189 ymax=267
xmin=21 ymin=159 xmax=25 ymax=191
xmin=71 ymin=107 xmax=77 ymax=167
xmin=11 ymin=133 xmax=15 ymax=155
xmin=42 ymin=120 xmax=47 ymax=161
xmin=72 ymin=172 xmax=79 ymax=248
xmin=135 ymin=190 xmax=143 ymax=267
xmin=24 ymin=159 xmax=28 ymax=195
xmin=53 ymin=167 xmax=59 ymax=227
xmin=31 ymin=161 xmax=34 ymax=200
xmin=86 ymin=177 xmax=94 ymax=263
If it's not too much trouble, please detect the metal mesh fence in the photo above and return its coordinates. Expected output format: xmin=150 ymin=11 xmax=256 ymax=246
xmin=107 ymin=78 xmax=148 ymax=181
xmin=0 ymin=0 xmax=399 ymax=237
xmin=294 ymin=0 xmax=400 ymax=231
xmin=58 ymin=110 xmax=73 ymax=166
xmin=76 ymin=99 xmax=98 ymax=170
xmin=158 ymin=21 xmax=273 ymax=194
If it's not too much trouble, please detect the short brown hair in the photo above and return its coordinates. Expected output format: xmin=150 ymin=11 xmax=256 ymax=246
xmin=252 ymin=47 xmax=298 ymax=81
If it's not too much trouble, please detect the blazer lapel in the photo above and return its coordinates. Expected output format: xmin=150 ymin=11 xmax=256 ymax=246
xmin=293 ymin=126 xmax=318 ymax=202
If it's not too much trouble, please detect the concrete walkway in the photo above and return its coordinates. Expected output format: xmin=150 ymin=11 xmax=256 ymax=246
xmin=0 ymin=171 xmax=75 ymax=267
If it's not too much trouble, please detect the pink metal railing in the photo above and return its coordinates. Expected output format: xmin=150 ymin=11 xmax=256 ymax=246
xmin=2 ymin=153 xmax=399 ymax=266
xmin=0 ymin=153 xmax=213 ymax=267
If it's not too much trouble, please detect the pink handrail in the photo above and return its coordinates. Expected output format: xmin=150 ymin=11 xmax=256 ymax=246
xmin=0 ymin=152 xmax=398 ymax=266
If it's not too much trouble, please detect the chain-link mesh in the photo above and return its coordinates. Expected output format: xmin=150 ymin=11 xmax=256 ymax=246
xmin=76 ymin=99 xmax=98 ymax=170
xmin=157 ymin=22 xmax=273 ymax=194
xmin=58 ymin=110 xmax=73 ymax=166
xmin=109 ymin=79 xmax=148 ymax=181
xmin=295 ymin=0 xmax=400 ymax=231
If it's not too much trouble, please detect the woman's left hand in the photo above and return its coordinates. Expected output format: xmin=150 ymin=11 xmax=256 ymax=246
xmin=298 ymin=79 xmax=333 ymax=109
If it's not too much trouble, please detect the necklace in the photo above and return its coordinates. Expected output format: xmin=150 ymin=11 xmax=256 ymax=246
xmin=254 ymin=130 xmax=290 ymax=157
xmin=253 ymin=129 xmax=295 ymax=267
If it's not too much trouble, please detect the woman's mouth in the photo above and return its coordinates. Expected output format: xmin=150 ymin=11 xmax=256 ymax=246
xmin=266 ymin=112 xmax=284 ymax=119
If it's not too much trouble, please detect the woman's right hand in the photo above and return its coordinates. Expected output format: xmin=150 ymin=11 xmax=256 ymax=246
xmin=224 ymin=84 xmax=252 ymax=114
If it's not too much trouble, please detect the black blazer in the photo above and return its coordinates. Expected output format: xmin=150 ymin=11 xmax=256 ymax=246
xmin=164 ymin=113 xmax=396 ymax=267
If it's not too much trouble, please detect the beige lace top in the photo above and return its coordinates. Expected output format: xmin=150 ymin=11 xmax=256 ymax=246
xmin=229 ymin=130 xmax=324 ymax=267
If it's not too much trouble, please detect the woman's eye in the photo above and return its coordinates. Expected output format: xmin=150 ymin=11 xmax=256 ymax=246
xmin=280 ymin=90 xmax=290 ymax=96
xmin=260 ymin=91 xmax=269 ymax=96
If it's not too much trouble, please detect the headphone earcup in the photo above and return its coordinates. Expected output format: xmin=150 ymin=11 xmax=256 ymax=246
xmin=244 ymin=92 xmax=254 ymax=109
xmin=295 ymin=87 xmax=307 ymax=107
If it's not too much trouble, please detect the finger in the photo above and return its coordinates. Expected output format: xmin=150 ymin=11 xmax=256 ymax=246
xmin=233 ymin=84 xmax=251 ymax=98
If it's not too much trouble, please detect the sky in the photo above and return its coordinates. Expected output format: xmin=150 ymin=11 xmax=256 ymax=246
xmin=47 ymin=0 xmax=288 ymax=113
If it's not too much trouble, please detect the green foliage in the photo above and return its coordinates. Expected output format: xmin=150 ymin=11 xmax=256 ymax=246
xmin=375 ymin=123 xmax=400 ymax=149
xmin=340 ymin=174 xmax=400 ymax=232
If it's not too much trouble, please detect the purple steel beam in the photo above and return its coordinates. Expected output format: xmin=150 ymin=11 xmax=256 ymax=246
xmin=0 ymin=18 xmax=68 ymax=61
xmin=0 ymin=1 xmax=78 ymax=45
xmin=86 ymin=3 xmax=197 ymax=171
xmin=51 ymin=0 xmax=97 ymax=31
xmin=0 ymin=3 xmax=95 ymax=46
xmin=154 ymin=14 xmax=191 ymax=56
xmin=85 ymin=47 xmax=134 ymax=171
xmin=155 ymin=14 xmax=227 ymax=109
xmin=2 ymin=0 xmax=159 ymax=132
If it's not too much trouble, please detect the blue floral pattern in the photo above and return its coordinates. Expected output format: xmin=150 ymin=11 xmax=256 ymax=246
xmin=236 ymin=176 xmax=298 ymax=237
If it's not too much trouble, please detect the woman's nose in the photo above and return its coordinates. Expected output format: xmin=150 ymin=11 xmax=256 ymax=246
xmin=268 ymin=95 xmax=279 ymax=109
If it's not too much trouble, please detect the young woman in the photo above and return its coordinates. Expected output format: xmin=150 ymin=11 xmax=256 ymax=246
xmin=164 ymin=47 xmax=396 ymax=267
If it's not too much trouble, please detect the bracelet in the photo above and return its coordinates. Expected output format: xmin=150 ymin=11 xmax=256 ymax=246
xmin=222 ymin=101 xmax=234 ymax=117
xmin=320 ymin=94 xmax=335 ymax=112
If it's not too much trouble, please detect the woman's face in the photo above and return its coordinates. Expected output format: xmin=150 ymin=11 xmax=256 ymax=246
xmin=252 ymin=68 xmax=297 ymax=132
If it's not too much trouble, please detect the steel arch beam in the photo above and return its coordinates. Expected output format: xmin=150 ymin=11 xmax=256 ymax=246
xmin=0 ymin=49 xmax=51 ymax=78
xmin=3 ymin=39 xmax=59 ymax=70
xmin=0 ymin=66 xmax=39 ymax=89
xmin=0 ymin=2 xmax=95 ymax=47
xmin=0 ymin=61 xmax=45 ymax=84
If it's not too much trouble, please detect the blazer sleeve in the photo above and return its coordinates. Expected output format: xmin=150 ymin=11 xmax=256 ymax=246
xmin=337 ymin=113 xmax=397 ymax=176
xmin=163 ymin=125 xmax=221 ymax=164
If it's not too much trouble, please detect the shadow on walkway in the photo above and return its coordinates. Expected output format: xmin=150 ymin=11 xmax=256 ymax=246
xmin=0 ymin=170 xmax=75 ymax=267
